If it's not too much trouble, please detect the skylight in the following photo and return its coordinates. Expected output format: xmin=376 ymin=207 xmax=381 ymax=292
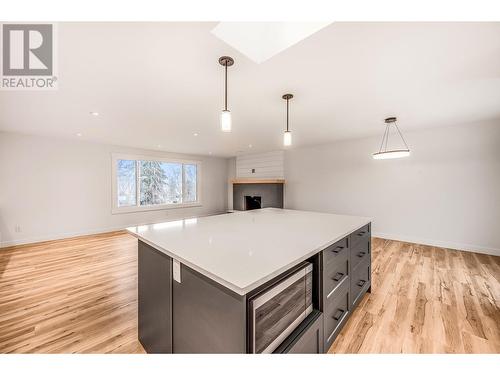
xmin=211 ymin=22 xmax=331 ymax=64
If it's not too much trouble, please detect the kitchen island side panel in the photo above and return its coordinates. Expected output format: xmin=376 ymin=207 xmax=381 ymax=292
xmin=138 ymin=240 xmax=173 ymax=353
xmin=172 ymin=263 xmax=247 ymax=353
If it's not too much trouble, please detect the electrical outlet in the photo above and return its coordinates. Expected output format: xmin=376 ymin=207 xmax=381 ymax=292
xmin=14 ymin=224 xmax=21 ymax=233
xmin=173 ymin=259 xmax=181 ymax=283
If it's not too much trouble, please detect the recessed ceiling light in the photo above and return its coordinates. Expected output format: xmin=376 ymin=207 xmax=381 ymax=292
xmin=157 ymin=144 xmax=162 ymax=148
xmin=89 ymin=111 xmax=99 ymax=116
xmin=193 ymin=133 xmax=199 ymax=137
xmin=76 ymin=133 xmax=82 ymax=137
xmin=248 ymin=144 xmax=253 ymax=148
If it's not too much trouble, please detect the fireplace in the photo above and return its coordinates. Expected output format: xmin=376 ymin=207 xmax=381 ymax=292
xmin=245 ymin=196 xmax=262 ymax=210
xmin=232 ymin=181 xmax=284 ymax=211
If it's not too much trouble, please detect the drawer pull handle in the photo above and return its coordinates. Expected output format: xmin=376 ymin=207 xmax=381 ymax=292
xmin=332 ymin=272 xmax=344 ymax=282
xmin=357 ymin=231 xmax=366 ymax=236
xmin=357 ymin=251 xmax=367 ymax=258
xmin=357 ymin=280 xmax=366 ymax=287
xmin=333 ymin=309 xmax=345 ymax=321
xmin=332 ymin=246 xmax=344 ymax=254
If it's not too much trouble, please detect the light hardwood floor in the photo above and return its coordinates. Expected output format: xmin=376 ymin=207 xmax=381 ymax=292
xmin=0 ymin=231 xmax=144 ymax=353
xmin=0 ymin=232 xmax=498 ymax=353
xmin=330 ymin=238 xmax=500 ymax=353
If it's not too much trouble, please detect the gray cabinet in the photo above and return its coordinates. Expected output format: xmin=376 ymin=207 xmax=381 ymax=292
xmin=349 ymin=223 xmax=371 ymax=309
xmin=321 ymin=223 xmax=372 ymax=352
xmin=274 ymin=311 xmax=324 ymax=353
xmin=138 ymin=241 xmax=172 ymax=353
xmin=173 ymin=263 xmax=247 ymax=353
xmin=323 ymin=279 xmax=350 ymax=350
xmin=350 ymin=258 xmax=371 ymax=308
xmin=350 ymin=225 xmax=371 ymax=271
xmin=138 ymin=241 xmax=247 ymax=353
xmin=323 ymin=237 xmax=348 ymax=267
xmin=321 ymin=238 xmax=351 ymax=350
xmin=323 ymin=249 xmax=349 ymax=300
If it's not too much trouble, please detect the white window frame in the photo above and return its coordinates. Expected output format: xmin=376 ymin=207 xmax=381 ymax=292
xmin=111 ymin=153 xmax=202 ymax=214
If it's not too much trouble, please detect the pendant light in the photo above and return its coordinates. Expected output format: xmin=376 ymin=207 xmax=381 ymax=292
xmin=282 ymin=94 xmax=293 ymax=146
xmin=373 ymin=117 xmax=410 ymax=160
xmin=219 ymin=56 xmax=234 ymax=132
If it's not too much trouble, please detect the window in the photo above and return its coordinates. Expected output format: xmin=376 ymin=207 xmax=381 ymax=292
xmin=112 ymin=154 xmax=201 ymax=213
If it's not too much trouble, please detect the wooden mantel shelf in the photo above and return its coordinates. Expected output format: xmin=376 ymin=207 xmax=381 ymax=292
xmin=231 ymin=178 xmax=285 ymax=184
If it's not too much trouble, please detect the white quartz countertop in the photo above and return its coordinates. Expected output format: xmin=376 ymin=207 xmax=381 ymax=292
xmin=127 ymin=208 xmax=371 ymax=296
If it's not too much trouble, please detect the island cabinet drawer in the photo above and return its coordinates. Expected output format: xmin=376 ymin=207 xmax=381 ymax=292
xmin=275 ymin=311 xmax=324 ymax=354
xmin=350 ymin=258 xmax=371 ymax=308
xmin=350 ymin=224 xmax=370 ymax=248
xmin=323 ymin=237 xmax=349 ymax=267
xmin=350 ymin=237 xmax=370 ymax=271
xmin=324 ymin=279 xmax=350 ymax=349
xmin=323 ymin=253 xmax=349 ymax=299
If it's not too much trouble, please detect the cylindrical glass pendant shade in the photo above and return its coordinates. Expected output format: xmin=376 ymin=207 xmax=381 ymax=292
xmin=220 ymin=110 xmax=232 ymax=132
xmin=283 ymin=131 xmax=292 ymax=146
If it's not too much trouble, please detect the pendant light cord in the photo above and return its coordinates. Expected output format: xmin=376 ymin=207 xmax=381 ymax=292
xmin=384 ymin=124 xmax=390 ymax=151
xmin=378 ymin=120 xmax=409 ymax=153
xmin=395 ymin=123 xmax=409 ymax=150
xmin=286 ymin=97 xmax=289 ymax=132
xmin=379 ymin=124 xmax=389 ymax=153
xmin=224 ymin=61 xmax=228 ymax=111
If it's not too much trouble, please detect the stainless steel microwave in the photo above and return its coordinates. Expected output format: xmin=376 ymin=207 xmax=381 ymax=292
xmin=250 ymin=262 xmax=313 ymax=353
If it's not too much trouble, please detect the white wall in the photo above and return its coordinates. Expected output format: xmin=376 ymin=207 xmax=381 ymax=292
xmin=284 ymin=121 xmax=500 ymax=255
xmin=0 ymin=132 xmax=228 ymax=247
xmin=236 ymin=151 xmax=284 ymax=178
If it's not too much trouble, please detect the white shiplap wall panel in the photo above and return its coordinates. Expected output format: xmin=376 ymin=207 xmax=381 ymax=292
xmin=236 ymin=151 xmax=284 ymax=178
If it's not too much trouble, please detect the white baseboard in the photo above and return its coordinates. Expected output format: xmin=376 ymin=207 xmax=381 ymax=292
xmin=0 ymin=211 xmax=227 ymax=248
xmin=372 ymin=231 xmax=500 ymax=257
xmin=0 ymin=225 xmax=129 ymax=248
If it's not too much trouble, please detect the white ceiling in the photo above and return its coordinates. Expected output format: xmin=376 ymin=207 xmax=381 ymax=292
xmin=1 ymin=22 xmax=499 ymax=157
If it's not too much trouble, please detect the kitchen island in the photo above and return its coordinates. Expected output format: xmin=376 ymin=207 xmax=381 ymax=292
xmin=127 ymin=208 xmax=372 ymax=353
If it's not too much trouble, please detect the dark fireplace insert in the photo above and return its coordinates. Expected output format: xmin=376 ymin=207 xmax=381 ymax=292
xmin=244 ymin=195 xmax=262 ymax=210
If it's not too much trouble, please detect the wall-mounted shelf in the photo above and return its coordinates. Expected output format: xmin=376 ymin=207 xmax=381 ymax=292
xmin=231 ymin=178 xmax=285 ymax=184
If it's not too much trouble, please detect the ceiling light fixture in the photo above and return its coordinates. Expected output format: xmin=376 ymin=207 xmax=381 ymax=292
xmin=373 ymin=117 xmax=410 ymax=160
xmin=219 ymin=56 xmax=234 ymax=132
xmin=89 ymin=111 xmax=99 ymax=116
xmin=76 ymin=133 xmax=82 ymax=137
xmin=282 ymin=94 xmax=293 ymax=146
xmin=193 ymin=132 xmax=199 ymax=137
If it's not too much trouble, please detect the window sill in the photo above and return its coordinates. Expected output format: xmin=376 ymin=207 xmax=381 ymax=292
xmin=112 ymin=202 xmax=202 ymax=215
